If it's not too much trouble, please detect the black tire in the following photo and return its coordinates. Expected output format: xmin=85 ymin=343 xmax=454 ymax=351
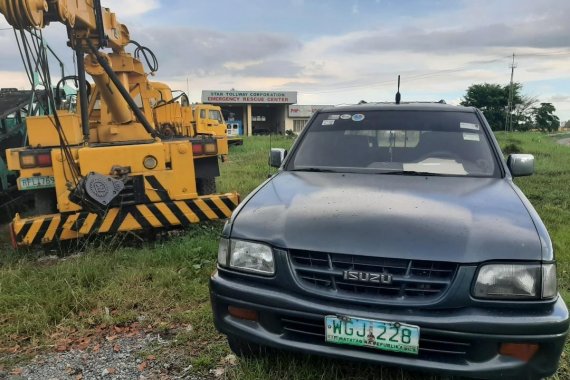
xmin=196 ymin=177 xmax=216 ymax=195
xmin=227 ymin=336 xmax=267 ymax=358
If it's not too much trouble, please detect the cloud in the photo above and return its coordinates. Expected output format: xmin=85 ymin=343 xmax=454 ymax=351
xmin=101 ymin=0 xmax=159 ymax=18
xmin=131 ymin=27 xmax=301 ymax=77
xmin=352 ymin=1 xmax=359 ymax=14
xmin=227 ymin=60 xmax=305 ymax=78
xmin=547 ymin=95 xmax=570 ymax=103
xmin=339 ymin=20 xmax=570 ymax=54
xmin=0 ymin=0 xmax=568 ymax=120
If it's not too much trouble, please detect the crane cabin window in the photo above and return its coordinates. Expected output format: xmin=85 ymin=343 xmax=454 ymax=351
xmin=209 ymin=110 xmax=223 ymax=123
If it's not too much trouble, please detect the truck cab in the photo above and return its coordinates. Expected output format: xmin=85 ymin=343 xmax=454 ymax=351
xmin=193 ymin=104 xmax=226 ymax=137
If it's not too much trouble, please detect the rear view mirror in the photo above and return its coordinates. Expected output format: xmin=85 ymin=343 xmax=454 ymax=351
xmin=507 ymin=154 xmax=534 ymax=177
xmin=270 ymin=148 xmax=287 ymax=168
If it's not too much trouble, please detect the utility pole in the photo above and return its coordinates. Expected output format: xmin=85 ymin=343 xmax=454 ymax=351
xmin=505 ymin=53 xmax=517 ymax=132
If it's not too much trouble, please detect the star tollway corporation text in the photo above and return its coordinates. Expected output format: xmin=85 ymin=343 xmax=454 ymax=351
xmin=206 ymin=91 xmax=292 ymax=103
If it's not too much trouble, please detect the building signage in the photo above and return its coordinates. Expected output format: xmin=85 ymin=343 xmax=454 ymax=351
xmin=202 ymin=90 xmax=297 ymax=104
xmin=288 ymin=104 xmax=332 ymax=118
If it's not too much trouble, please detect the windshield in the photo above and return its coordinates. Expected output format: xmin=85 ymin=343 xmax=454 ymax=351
xmin=289 ymin=110 xmax=499 ymax=177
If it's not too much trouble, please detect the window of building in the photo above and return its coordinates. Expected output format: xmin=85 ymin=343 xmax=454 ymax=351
xmin=293 ymin=119 xmax=309 ymax=132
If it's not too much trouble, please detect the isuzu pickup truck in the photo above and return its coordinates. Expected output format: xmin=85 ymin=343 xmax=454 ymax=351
xmin=210 ymin=103 xmax=569 ymax=379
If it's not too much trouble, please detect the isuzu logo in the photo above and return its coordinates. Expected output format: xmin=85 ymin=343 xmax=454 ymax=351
xmin=343 ymin=270 xmax=393 ymax=284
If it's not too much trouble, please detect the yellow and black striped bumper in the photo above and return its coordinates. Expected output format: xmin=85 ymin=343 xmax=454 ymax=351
xmin=10 ymin=192 xmax=239 ymax=247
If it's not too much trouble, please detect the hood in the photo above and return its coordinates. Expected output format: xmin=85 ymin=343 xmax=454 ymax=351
xmin=231 ymin=171 xmax=543 ymax=263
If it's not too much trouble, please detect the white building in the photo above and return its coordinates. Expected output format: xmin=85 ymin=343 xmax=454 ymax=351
xmin=202 ymin=89 xmax=329 ymax=135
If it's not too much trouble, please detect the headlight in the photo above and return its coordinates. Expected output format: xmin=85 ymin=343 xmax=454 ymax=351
xmin=473 ymin=263 xmax=557 ymax=300
xmin=217 ymin=238 xmax=274 ymax=276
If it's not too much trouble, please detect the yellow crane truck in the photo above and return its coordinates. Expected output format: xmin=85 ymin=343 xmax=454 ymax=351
xmin=0 ymin=0 xmax=239 ymax=247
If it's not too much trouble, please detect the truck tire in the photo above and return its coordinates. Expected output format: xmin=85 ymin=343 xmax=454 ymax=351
xmin=227 ymin=336 xmax=268 ymax=358
xmin=196 ymin=177 xmax=216 ymax=195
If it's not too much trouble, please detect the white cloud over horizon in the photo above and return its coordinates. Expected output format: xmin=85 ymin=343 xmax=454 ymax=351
xmin=0 ymin=0 xmax=569 ymax=120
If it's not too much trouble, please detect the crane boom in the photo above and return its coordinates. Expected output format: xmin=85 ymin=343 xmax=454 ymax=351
xmin=0 ymin=0 xmax=140 ymax=131
xmin=0 ymin=0 xmax=129 ymax=51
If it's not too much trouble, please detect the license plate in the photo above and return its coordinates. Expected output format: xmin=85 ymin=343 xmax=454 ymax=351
xmin=325 ymin=315 xmax=420 ymax=355
xmin=19 ymin=176 xmax=55 ymax=190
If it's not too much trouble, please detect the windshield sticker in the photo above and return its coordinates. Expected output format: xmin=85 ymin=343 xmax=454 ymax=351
xmin=460 ymin=122 xmax=480 ymax=131
xmin=328 ymin=114 xmax=340 ymax=120
xmin=322 ymin=119 xmax=335 ymax=126
xmin=463 ymin=133 xmax=480 ymax=141
xmin=352 ymin=114 xmax=365 ymax=122
xmin=340 ymin=114 xmax=352 ymax=120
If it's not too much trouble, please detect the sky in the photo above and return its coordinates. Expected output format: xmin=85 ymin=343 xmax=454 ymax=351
xmin=1 ymin=0 xmax=569 ymax=121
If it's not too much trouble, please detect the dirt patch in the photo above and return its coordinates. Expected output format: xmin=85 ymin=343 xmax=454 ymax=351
xmin=557 ymin=137 xmax=570 ymax=146
xmin=2 ymin=332 xmax=208 ymax=380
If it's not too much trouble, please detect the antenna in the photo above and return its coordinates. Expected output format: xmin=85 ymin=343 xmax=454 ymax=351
xmin=395 ymin=75 xmax=401 ymax=104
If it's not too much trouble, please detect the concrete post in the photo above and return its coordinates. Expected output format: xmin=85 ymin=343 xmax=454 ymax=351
xmin=246 ymin=104 xmax=253 ymax=136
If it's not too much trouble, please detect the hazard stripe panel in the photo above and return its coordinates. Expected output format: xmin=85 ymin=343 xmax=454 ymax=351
xmin=12 ymin=192 xmax=239 ymax=247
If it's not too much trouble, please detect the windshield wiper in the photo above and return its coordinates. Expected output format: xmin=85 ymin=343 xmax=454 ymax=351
xmin=379 ymin=170 xmax=446 ymax=176
xmin=290 ymin=167 xmax=338 ymax=173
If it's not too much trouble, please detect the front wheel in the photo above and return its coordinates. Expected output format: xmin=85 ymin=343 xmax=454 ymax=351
xmin=196 ymin=177 xmax=216 ymax=195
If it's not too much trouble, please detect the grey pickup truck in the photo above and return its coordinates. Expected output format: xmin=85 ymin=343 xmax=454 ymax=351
xmin=210 ymin=102 xmax=568 ymax=379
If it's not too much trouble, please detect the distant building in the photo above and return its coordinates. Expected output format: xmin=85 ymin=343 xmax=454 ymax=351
xmin=286 ymin=104 xmax=332 ymax=133
xmin=201 ymin=89 xmax=329 ymax=135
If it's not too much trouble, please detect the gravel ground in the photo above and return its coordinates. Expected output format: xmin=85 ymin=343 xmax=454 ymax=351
xmin=557 ymin=137 xmax=570 ymax=146
xmin=2 ymin=334 xmax=207 ymax=380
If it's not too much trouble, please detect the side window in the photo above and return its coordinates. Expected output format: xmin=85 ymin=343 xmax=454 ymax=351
xmin=200 ymin=110 xmax=206 ymax=119
xmin=209 ymin=110 xmax=223 ymax=122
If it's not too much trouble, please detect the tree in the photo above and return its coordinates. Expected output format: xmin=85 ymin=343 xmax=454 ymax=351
xmin=460 ymin=83 xmax=523 ymax=131
xmin=513 ymin=95 xmax=538 ymax=131
xmin=533 ymin=103 xmax=560 ymax=132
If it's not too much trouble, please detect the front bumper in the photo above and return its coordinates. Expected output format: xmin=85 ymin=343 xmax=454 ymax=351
xmin=210 ymin=271 xmax=569 ymax=379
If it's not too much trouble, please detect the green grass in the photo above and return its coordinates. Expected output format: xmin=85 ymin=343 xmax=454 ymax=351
xmin=0 ymin=133 xmax=568 ymax=379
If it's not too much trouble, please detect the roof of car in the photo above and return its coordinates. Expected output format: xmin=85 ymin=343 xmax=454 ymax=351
xmin=319 ymin=102 xmax=475 ymax=113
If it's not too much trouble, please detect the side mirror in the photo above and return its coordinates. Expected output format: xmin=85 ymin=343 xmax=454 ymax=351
xmin=507 ymin=154 xmax=534 ymax=177
xmin=270 ymin=148 xmax=287 ymax=168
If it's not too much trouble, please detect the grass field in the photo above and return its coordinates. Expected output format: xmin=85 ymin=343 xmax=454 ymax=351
xmin=0 ymin=133 xmax=568 ymax=379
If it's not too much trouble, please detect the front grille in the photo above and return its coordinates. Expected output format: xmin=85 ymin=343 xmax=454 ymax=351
xmin=289 ymin=250 xmax=457 ymax=302
xmin=280 ymin=315 xmax=472 ymax=359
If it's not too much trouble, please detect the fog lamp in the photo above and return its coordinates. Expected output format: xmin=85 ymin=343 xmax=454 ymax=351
xmin=228 ymin=306 xmax=258 ymax=321
xmin=499 ymin=343 xmax=539 ymax=362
